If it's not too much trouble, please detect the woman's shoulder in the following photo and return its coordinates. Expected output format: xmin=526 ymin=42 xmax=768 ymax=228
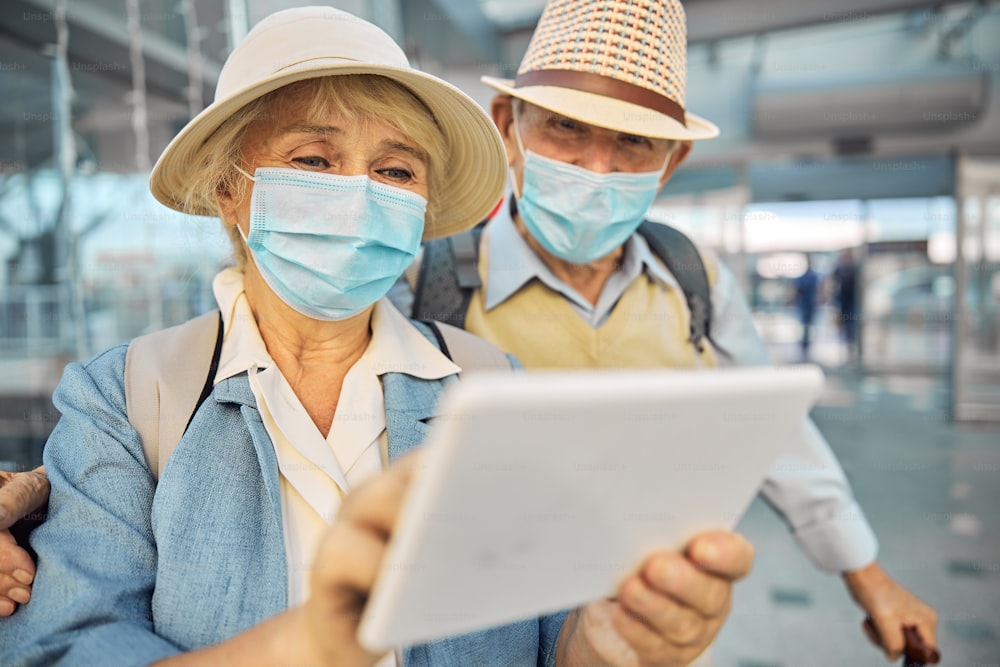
xmin=46 ymin=342 xmax=132 ymax=441
xmin=43 ymin=340 xmax=149 ymax=493
xmin=57 ymin=342 xmax=131 ymax=404
xmin=63 ymin=312 xmax=221 ymax=410
xmin=78 ymin=341 xmax=131 ymax=371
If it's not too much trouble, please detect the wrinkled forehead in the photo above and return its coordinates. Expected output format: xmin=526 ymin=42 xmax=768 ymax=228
xmin=238 ymin=78 xmax=426 ymax=154
xmin=514 ymin=98 xmax=676 ymax=149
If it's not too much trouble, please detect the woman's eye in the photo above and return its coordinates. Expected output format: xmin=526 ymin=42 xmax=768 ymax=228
xmin=292 ymin=156 xmax=330 ymax=168
xmin=377 ymin=167 xmax=414 ymax=181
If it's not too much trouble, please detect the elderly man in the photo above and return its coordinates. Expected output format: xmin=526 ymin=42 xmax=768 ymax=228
xmin=404 ymin=0 xmax=938 ymax=663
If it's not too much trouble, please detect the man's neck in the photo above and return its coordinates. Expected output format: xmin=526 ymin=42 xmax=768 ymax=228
xmin=512 ymin=214 xmax=623 ymax=307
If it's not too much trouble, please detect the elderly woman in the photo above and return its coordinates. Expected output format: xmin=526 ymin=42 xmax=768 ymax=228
xmin=0 ymin=7 xmax=754 ymax=667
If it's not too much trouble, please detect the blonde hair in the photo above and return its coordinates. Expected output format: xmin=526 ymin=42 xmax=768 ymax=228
xmin=179 ymin=75 xmax=447 ymax=268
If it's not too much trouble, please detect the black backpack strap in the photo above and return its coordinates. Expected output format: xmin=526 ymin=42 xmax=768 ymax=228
xmin=185 ymin=313 xmax=224 ymax=431
xmin=412 ymin=224 xmax=484 ymax=329
xmin=638 ymin=221 xmax=725 ymax=357
xmin=420 ymin=318 xmax=452 ymax=358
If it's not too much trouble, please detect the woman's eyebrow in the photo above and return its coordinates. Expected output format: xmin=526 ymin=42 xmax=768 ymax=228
xmin=382 ymin=140 xmax=429 ymax=164
xmin=275 ymin=127 xmax=426 ymax=162
xmin=282 ymin=123 xmax=343 ymax=136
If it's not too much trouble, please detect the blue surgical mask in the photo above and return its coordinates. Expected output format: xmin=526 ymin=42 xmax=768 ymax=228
xmin=238 ymin=167 xmax=426 ymax=321
xmin=511 ymin=111 xmax=667 ymax=264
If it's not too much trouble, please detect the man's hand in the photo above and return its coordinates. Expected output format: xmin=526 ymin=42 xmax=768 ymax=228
xmin=0 ymin=466 xmax=50 ymax=617
xmin=558 ymin=531 xmax=754 ymax=667
xmin=844 ymin=561 xmax=939 ymax=663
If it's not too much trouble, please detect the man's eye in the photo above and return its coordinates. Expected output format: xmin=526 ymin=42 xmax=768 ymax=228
xmin=621 ymin=134 xmax=650 ymax=146
xmin=556 ymin=118 xmax=579 ymax=131
xmin=293 ymin=156 xmax=330 ymax=168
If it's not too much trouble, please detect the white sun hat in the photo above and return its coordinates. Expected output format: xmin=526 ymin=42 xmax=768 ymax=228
xmin=482 ymin=0 xmax=719 ymax=141
xmin=150 ymin=6 xmax=507 ymax=240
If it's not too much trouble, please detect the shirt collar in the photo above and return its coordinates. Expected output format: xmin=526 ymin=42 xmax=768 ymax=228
xmin=483 ymin=194 xmax=682 ymax=311
xmin=214 ymin=267 xmax=272 ymax=383
xmin=482 ymin=197 xmax=543 ymax=311
xmin=212 ymin=267 xmax=459 ymax=384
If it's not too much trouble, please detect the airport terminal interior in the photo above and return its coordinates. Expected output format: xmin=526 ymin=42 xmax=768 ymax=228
xmin=0 ymin=0 xmax=998 ymax=664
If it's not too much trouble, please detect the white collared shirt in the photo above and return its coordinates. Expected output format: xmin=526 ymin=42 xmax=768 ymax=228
xmin=211 ymin=267 xmax=459 ymax=616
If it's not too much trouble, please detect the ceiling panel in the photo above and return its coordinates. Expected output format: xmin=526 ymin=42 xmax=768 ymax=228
xmin=683 ymin=0 xmax=971 ymax=42
xmin=475 ymin=0 xmax=972 ymax=42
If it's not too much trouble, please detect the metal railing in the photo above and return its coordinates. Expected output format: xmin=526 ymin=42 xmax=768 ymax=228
xmin=0 ymin=285 xmax=76 ymax=357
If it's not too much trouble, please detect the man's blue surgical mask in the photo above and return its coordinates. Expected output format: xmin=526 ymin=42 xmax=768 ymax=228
xmin=512 ymin=109 xmax=668 ymax=265
xmin=237 ymin=167 xmax=426 ymax=321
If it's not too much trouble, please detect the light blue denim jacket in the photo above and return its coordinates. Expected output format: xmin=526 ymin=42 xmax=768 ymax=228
xmin=0 ymin=325 xmax=566 ymax=666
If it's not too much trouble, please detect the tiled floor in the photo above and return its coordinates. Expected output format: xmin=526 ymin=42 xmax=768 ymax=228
xmin=712 ymin=366 xmax=1000 ymax=666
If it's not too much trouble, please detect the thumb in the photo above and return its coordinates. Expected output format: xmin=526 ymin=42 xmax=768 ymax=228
xmin=864 ymin=615 xmax=905 ymax=660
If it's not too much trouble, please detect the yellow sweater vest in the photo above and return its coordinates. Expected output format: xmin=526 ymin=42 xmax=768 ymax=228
xmin=465 ymin=239 xmax=719 ymax=370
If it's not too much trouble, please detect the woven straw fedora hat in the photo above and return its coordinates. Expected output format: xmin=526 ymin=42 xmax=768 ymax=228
xmin=482 ymin=0 xmax=718 ymax=141
xmin=150 ymin=6 xmax=507 ymax=240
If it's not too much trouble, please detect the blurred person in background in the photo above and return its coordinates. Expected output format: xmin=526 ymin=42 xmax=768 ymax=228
xmin=833 ymin=249 xmax=860 ymax=362
xmin=792 ymin=254 xmax=822 ymax=361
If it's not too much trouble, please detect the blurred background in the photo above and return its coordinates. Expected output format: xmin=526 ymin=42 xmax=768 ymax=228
xmin=0 ymin=1 xmax=998 ymax=664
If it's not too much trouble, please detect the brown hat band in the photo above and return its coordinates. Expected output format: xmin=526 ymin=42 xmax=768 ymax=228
xmin=514 ymin=69 xmax=687 ymax=128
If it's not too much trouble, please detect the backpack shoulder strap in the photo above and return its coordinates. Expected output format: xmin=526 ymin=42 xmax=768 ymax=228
xmin=418 ymin=319 xmax=513 ymax=373
xmin=124 ymin=310 xmax=223 ymax=481
xmin=412 ymin=224 xmax=484 ymax=329
xmin=638 ymin=221 xmax=714 ymax=353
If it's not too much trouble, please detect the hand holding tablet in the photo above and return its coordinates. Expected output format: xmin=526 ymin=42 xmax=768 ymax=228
xmin=359 ymin=365 xmax=824 ymax=650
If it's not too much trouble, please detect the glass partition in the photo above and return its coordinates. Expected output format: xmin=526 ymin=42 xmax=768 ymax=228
xmin=953 ymin=158 xmax=1000 ymax=422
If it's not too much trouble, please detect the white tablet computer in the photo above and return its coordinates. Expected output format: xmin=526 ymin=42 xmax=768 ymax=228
xmin=359 ymin=365 xmax=824 ymax=650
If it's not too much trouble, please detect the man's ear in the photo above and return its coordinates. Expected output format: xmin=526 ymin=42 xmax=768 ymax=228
xmin=490 ymin=95 xmax=517 ymax=167
xmin=659 ymin=140 xmax=693 ymax=188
